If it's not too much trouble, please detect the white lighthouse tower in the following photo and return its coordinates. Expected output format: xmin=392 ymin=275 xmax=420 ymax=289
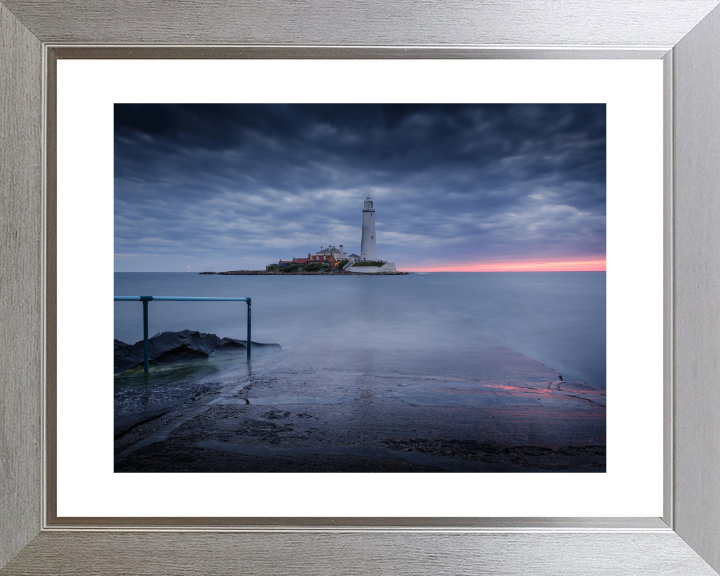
xmin=360 ymin=196 xmax=378 ymax=261
xmin=345 ymin=195 xmax=397 ymax=273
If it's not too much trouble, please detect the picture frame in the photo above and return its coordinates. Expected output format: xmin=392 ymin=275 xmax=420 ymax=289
xmin=1 ymin=1 xmax=719 ymax=573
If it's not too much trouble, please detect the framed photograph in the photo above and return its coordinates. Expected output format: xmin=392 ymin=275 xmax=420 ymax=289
xmin=110 ymin=101 xmax=611 ymax=476
xmin=2 ymin=1 xmax=720 ymax=574
xmin=60 ymin=61 xmax=662 ymax=521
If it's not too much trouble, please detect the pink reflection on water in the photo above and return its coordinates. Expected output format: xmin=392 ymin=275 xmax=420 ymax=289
xmin=482 ymin=383 xmax=553 ymax=395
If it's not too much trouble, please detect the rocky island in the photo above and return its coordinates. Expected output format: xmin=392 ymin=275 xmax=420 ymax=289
xmin=200 ymin=268 xmax=409 ymax=276
xmin=201 ymin=196 xmax=408 ymax=275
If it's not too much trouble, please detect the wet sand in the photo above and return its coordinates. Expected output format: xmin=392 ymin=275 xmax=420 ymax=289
xmin=115 ymin=333 xmax=605 ymax=472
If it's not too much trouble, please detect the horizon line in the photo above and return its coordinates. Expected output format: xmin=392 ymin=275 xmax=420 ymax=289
xmin=115 ymin=259 xmax=607 ymax=273
xmin=402 ymin=259 xmax=607 ymax=273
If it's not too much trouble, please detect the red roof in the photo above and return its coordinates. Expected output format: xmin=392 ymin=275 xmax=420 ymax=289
xmin=308 ymin=254 xmax=336 ymax=263
xmin=292 ymin=258 xmax=309 ymax=264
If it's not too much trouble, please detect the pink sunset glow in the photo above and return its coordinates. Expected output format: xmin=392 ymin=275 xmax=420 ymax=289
xmin=402 ymin=259 xmax=607 ymax=273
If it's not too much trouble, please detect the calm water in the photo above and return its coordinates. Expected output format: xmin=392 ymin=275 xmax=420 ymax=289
xmin=114 ymin=272 xmax=606 ymax=389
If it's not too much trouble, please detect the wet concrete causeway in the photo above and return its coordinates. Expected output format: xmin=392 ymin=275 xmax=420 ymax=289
xmin=115 ymin=335 xmax=606 ymax=472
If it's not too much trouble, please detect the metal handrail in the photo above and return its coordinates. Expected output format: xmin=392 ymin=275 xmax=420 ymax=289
xmin=114 ymin=295 xmax=252 ymax=373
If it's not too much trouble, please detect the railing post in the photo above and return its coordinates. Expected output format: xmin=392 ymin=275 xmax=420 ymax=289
xmin=141 ymin=296 xmax=153 ymax=374
xmin=115 ymin=295 xmax=252 ymax=370
xmin=247 ymin=297 xmax=252 ymax=361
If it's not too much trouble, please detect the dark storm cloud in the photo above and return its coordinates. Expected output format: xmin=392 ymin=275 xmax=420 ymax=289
xmin=114 ymin=104 xmax=605 ymax=271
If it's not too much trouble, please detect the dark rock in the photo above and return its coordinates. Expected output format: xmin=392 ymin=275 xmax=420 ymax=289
xmin=114 ymin=329 xmax=281 ymax=374
xmin=114 ymin=339 xmax=145 ymax=374
xmin=149 ymin=330 xmax=221 ymax=365
xmin=215 ymin=337 xmax=247 ymax=352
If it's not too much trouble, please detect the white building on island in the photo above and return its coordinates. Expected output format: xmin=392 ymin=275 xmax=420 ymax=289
xmin=315 ymin=245 xmax=346 ymax=261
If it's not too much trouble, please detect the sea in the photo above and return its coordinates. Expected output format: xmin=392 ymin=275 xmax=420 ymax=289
xmin=114 ymin=271 xmax=606 ymax=390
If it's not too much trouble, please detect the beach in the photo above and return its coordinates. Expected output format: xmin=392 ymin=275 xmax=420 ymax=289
xmin=114 ymin=271 xmax=606 ymax=472
xmin=114 ymin=336 xmax=605 ymax=472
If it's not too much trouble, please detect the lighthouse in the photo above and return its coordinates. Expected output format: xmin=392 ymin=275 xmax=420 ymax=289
xmin=360 ymin=196 xmax=378 ymax=261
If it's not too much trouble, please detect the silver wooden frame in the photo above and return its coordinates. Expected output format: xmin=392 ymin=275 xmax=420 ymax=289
xmin=2 ymin=1 xmax=720 ymax=574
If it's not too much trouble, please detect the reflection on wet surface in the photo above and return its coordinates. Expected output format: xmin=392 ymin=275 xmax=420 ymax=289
xmin=483 ymin=383 xmax=552 ymax=393
xmin=115 ymin=330 xmax=606 ymax=472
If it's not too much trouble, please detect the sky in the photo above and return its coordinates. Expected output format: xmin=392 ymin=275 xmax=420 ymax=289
xmin=114 ymin=104 xmax=606 ymax=272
